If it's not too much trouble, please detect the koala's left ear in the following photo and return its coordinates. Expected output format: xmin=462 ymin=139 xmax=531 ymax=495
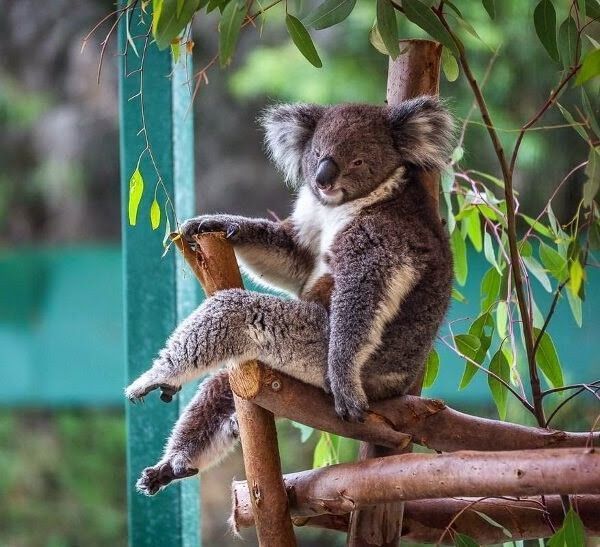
xmin=387 ymin=96 xmax=455 ymax=171
xmin=260 ymin=103 xmax=325 ymax=185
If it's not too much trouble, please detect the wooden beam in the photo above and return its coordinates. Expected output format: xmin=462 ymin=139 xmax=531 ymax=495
xmin=172 ymin=233 xmax=296 ymax=547
xmin=119 ymin=5 xmax=200 ymax=546
xmin=348 ymin=39 xmax=443 ymax=547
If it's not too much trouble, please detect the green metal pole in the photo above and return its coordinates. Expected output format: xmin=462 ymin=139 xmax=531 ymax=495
xmin=118 ymin=7 xmax=200 ymax=547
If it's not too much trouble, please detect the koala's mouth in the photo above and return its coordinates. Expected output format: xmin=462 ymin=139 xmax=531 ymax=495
xmin=317 ymin=184 xmax=344 ymax=204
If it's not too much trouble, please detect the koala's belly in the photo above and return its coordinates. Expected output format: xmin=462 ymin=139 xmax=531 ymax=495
xmin=300 ymin=257 xmax=334 ymax=311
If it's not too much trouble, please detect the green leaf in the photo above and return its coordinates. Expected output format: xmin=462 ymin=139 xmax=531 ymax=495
xmin=589 ymin=220 xmax=600 ymax=250
xmin=150 ymin=198 xmax=161 ymax=230
xmin=576 ymin=48 xmax=600 ymax=85
xmin=463 ymin=209 xmax=482 ymax=252
xmin=566 ymin=286 xmax=583 ymax=327
xmin=456 ymin=333 xmax=482 ymax=389
xmin=557 ymin=103 xmax=590 ymax=142
xmin=473 ymin=510 xmax=512 ymax=538
xmin=548 ymin=508 xmax=586 ymax=547
xmin=128 ymin=168 xmax=144 ymax=226
xmin=219 ymin=0 xmax=248 ymax=67
xmin=441 ymin=47 xmax=459 ymax=82
xmin=483 ymin=231 xmax=502 ymax=273
xmin=402 ymin=0 xmax=459 ymax=56
xmin=451 ymin=228 xmax=468 ymax=286
xmin=586 ymin=0 xmax=600 ymax=20
xmin=313 ymin=432 xmax=338 ymax=468
xmin=568 ymin=258 xmax=584 ymax=297
xmin=540 ymin=242 xmax=568 ymax=281
xmin=482 ymin=0 xmax=495 ymax=19
xmin=496 ymin=300 xmax=508 ymax=338
xmin=423 ymin=349 xmax=440 ymax=388
xmin=523 ymin=256 xmax=552 ymax=292
xmin=452 ymin=287 xmax=466 ymax=303
xmin=162 ymin=213 xmax=172 ymax=248
xmin=583 ymin=147 xmax=600 ymax=207
xmin=558 ymin=16 xmax=578 ymax=68
xmin=488 ymin=349 xmax=510 ymax=420
xmin=534 ymin=0 xmax=560 ymax=62
xmin=579 ymin=0 xmax=587 ymax=19
xmin=455 ymin=533 xmax=479 ymax=547
xmin=533 ymin=328 xmax=564 ymax=388
xmin=291 ymin=421 xmax=315 ymax=443
xmin=582 ymin=89 xmax=600 ymax=138
xmin=304 ymin=0 xmax=357 ymax=30
xmin=170 ymin=41 xmax=181 ymax=63
xmin=521 ymin=214 xmax=554 ymax=238
xmin=176 ymin=0 xmax=185 ymax=17
xmin=376 ymin=0 xmax=399 ymax=59
xmin=153 ymin=0 xmax=200 ymax=50
xmin=286 ymin=14 xmax=323 ymax=68
xmin=480 ymin=267 xmax=502 ymax=312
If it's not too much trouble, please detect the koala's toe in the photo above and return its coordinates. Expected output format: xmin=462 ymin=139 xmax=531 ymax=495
xmin=334 ymin=396 xmax=368 ymax=423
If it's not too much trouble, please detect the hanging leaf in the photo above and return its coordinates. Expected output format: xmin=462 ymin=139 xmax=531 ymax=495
xmin=286 ymin=14 xmax=323 ymax=68
xmin=313 ymin=432 xmax=338 ymax=468
xmin=219 ymin=0 xmax=248 ymax=67
xmin=153 ymin=0 xmax=200 ymax=50
xmin=402 ymin=0 xmax=459 ymax=55
xmin=586 ymin=0 xmax=600 ymax=20
xmin=459 ymin=313 xmax=494 ymax=388
xmin=291 ymin=421 xmax=315 ymax=443
xmin=568 ymin=258 xmax=585 ymax=297
xmin=533 ymin=328 xmax=564 ymax=388
xmin=566 ymin=286 xmax=583 ymax=327
xmin=483 ymin=231 xmax=502 ymax=273
xmin=482 ymin=0 xmax=495 ymax=19
xmin=304 ymin=0 xmax=357 ymax=30
xmin=534 ymin=0 xmax=560 ymax=62
xmin=583 ymin=148 xmax=600 ymax=207
xmin=548 ymin=508 xmax=586 ymax=547
xmin=582 ymin=89 xmax=600 ymax=138
xmin=170 ymin=41 xmax=181 ymax=63
xmin=452 ymin=287 xmax=466 ymax=303
xmin=441 ymin=47 xmax=459 ymax=82
xmin=454 ymin=533 xmax=479 ymax=547
xmin=162 ymin=213 xmax=172 ymax=248
xmin=558 ymin=16 xmax=578 ymax=68
xmin=539 ymin=242 xmax=568 ymax=281
xmin=423 ymin=349 xmax=440 ymax=388
xmin=369 ymin=21 xmax=389 ymax=55
xmin=523 ymin=256 xmax=552 ymax=292
xmin=496 ymin=300 xmax=508 ymax=338
xmin=376 ymin=0 xmax=400 ymax=59
xmin=456 ymin=333 xmax=482 ymax=389
xmin=480 ymin=267 xmax=502 ymax=312
xmin=451 ymin=228 xmax=468 ymax=286
xmin=150 ymin=198 xmax=161 ymax=230
xmin=521 ymin=214 xmax=554 ymax=238
xmin=488 ymin=349 xmax=510 ymax=420
xmin=463 ymin=209 xmax=483 ymax=252
xmin=576 ymin=48 xmax=600 ymax=85
xmin=128 ymin=168 xmax=144 ymax=226
xmin=557 ymin=103 xmax=590 ymax=142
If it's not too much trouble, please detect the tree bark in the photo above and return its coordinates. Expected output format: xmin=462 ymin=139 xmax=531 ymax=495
xmin=232 ymin=493 xmax=600 ymax=545
xmin=232 ymin=447 xmax=600 ymax=520
xmin=228 ymin=361 xmax=598 ymax=451
xmin=348 ymin=38 xmax=443 ymax=547
xmin=172 ymin=233 xmax=297 ymax=547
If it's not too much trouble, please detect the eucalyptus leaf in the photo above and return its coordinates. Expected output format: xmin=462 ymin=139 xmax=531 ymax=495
xmin=304 ymin=0 xmax=357 ymax=30
xmin=521 ymin=214 xmax=554 ymax=238
xmin=534 ymin=0 xmax=560 ymax=62
xmin=423 ymin=348 xmax=440 ymax=388
xmin=558 ymin=16 xmax=578 ymax=68
xmin=557 ymin=103 xmax=590 ymax=142
xmin=482 ymin=0 xmax=495 ymax=19
xmin=457 ymin=331 xmax=484 ymax=389
xmin=566 ymin=285 xmax=583 ymax=327
xmin=128 ymin=168 xmax=144 ymax=226
xmin=402 ymin=0 xmax=459 ymax=56
xmin=581 ymin=89 xmax=600 ymax=137
xmin=376 ymin=0 xmax=399 ymax=59
xmin=451 ymin=227 xmax=468 ymax=286
xmin=488 ymin=349 xmax=510 ymax=420
xmin=286 ymin=14 xmax=323 ymax=68
xmin=219 ymin=0 xmax=248 ymax=67
xmin=455 ymin=533 xmax=479 ymax=547
xmin=533 ymin=328 xmax=564 ymax=388
xmin=481 ymin=267 xmax=502 ymax=312
xmin=150 ymin=198 xmax=161 ymax=230
xmin=291 ymin=421 xmax=315 ymax=443
xmin=583 ymin=147 xmax=600 ymax=207
xmin=523 ymin=255 xmax=552 ymax=292
xmin=539 ymin=242 xmax=568 ymax=281
xmin=153 ymin=0 xmax=200 ymax=50
xmin=496 ymin=300 xmax=508 ymax=338
xmin=441 ymin=47 xmax=459 ymax=82
xmin=576 ymin=48 xmax=600 ymax=85
xmin=313 ymin=431 xmax=338 ymax=468
xmin=547 ymin=508 xmax=586 ymax=547
xmin=484 ymin=231 xmax=502 ymax=273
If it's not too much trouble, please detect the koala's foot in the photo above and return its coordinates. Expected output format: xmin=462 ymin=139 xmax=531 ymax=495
xmin=125 ymin=372 xmax=181 ymax=403
xmin=136 ymin=457 xmax=198 ymax=496
xmin=180 ymin=215 xmax=240 ymax=245
xmin=332 ymin=384 xmax=369 ymax=423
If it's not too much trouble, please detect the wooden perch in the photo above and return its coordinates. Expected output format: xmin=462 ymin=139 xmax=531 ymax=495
xmin=172 ymin=232 xmax=296 ymax=547
xmin=230 ymin=360 xmax=598 ymax=451
xmin=232 ymin=494 xmax=600 ymax=544
xmin=231 ymin=447 xmax=600 ymax=519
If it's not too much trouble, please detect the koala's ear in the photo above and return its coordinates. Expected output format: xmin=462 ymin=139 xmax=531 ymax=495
xmin=260 ymin=104 xmax=324 ymax=185
xmin=387 ymin=96 xmax=455 ymax=171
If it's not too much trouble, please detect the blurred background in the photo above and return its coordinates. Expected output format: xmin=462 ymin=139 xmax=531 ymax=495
xmin=0 ymin=0 xmax=598 ymax=545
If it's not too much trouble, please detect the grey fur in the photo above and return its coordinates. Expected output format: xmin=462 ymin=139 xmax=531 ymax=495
xmin=126 ymin=96 xmax=454 ymax=495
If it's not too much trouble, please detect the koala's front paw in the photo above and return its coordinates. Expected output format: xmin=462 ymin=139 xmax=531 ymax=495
xmin=180 ymin=215 xmax=240 ymax=245
xmin=330 ymin=378 xmax=368 ymax=423
xmin=136 ymin=457 xmax=198 ymax=496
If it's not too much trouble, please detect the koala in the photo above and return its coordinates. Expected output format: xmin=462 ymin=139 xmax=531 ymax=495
xmin=125 ymin=96 xmax=454 ymax=496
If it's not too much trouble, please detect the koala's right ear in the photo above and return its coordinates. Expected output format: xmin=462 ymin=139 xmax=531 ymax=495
xmin=260 ymin=104 xmax=324 ymax=186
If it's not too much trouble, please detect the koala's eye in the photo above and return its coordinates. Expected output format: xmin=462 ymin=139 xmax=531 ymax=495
xmin=352 ymin=159 xmax=364 ymax=167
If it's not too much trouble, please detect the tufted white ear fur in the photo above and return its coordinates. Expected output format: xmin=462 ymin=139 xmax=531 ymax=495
xmin=386 ymin=96 xmax=455 ymax=172
xmin=260 ymin=104 xmax=325 ymax=186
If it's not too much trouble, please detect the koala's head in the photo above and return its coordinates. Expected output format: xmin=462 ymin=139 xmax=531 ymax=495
xmin=261 ymin=96 xmax=454 ymax=205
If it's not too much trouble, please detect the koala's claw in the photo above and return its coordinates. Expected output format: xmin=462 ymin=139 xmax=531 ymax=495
xmin=136 ymin=460 xmax=198 ymax=496
xmin=181 ymin=216 xmax=240 ymax=244
xmin=125 ymin=380 xmax=180 ymax=403
xmin=333 ymin=391 xmax=368 ymax=423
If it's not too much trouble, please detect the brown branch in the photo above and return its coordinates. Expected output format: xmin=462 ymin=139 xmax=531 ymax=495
xmin=234 ymin=361 xmax=599 ymax=451
xmin=232 ymin=447 xmax=600 ymax=518
xmin=233 ymin=495 xmax=600 ymax=544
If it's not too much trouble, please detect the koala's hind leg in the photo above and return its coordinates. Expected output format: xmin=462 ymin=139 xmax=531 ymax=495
xmin=136 ymin=370 xmax=237 ymax=496
xmin=126 ymin=288 xmax=328 ymax=402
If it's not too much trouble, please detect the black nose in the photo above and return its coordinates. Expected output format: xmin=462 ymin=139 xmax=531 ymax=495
xmin=315 ymin=157 xmax=339 ymax=189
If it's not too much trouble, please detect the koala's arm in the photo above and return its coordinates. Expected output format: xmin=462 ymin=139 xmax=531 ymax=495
xmin=327 ymin=240 xmax=420 ymax=422
xmin=181 ymin=214 xmax=312 ymax=294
